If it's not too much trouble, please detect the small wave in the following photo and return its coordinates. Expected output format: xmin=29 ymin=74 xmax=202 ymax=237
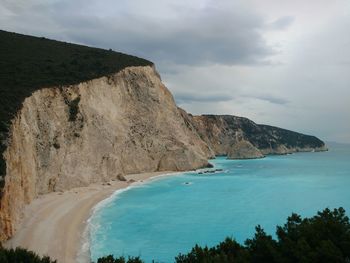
xmin=78 ymin=184 xmax=147 ymax=263
xmin=148 ymin=171 xmax=185 ymax=181
xmin=76 ymin=223 xmax=91 ymax=263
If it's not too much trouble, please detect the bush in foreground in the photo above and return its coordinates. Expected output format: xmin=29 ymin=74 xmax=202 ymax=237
xmin=0 ymin=247 xmax=56 ymax=263
xmin=176 ymin=207 xmax=350 ymax=263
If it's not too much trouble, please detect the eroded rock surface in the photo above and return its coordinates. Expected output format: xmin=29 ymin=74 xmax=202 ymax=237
xmin=227 ymin=140 xmax=264 ymax=159
xmin=0 ymin=66 xmax=212 ymax=241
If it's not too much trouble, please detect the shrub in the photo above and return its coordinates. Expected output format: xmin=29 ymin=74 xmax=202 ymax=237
xmin=0 ymin=247 xmax=56 ymax=263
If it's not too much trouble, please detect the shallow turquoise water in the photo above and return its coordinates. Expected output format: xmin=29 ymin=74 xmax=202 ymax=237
xmin=89 ymin=143 xmax=350 ymax=263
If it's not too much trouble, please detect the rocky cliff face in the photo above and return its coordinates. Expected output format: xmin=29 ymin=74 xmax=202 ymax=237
xmin=0 ymin=66 xmax=326 ymax=242
xmin=0 ymin=66 xmax=213 ymax=241
xmin=188 ymin=114 xmax=327 ymax=159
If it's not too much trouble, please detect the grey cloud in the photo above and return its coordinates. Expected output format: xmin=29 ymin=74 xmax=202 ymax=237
xmin=175 ymin=92 xmax=234 ymax=104
xmin=248 ymin=95 xmax=289 ymax=105
xmin=65 ymin=10 xmax=274 ymax=66
xmin=174 ymin=90 xmax=288 ymax=106
xmin=267 ymin=16 xmax=295 ymax=30
xmin=0 ymin=0 xmax=276 ymax=66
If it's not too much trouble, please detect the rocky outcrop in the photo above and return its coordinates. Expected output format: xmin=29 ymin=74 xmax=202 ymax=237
xmin=227 ymin=140 xmax=264 ymax=159
xmin=187 ymin=114 xmax=327 ymax=158
xmin=0 ymin=66 xmax=213 ymax=241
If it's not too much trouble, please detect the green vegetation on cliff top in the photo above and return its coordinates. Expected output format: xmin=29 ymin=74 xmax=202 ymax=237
xmin=0 ymin=30 xmax=153 ymax=181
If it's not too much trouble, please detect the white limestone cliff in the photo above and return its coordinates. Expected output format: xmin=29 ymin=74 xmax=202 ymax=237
xmin=0 ymin=66 xmax=213 ymax=241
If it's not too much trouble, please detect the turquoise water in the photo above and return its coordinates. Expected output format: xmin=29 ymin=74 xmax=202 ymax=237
xmin=89 ymin=143 xmax=350 ymax=263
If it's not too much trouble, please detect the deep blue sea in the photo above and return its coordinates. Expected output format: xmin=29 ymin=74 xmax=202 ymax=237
xmin=89 ymin=143 xmax=350 ymax=263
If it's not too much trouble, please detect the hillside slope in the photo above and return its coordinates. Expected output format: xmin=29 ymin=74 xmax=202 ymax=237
xmin=189 ymin=114 xmax=326 ymax=159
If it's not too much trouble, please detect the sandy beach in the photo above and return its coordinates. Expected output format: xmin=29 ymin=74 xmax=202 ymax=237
xmin=4 ymin=171 xmax=174 ymax=263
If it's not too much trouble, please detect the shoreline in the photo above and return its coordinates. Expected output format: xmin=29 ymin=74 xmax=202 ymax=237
xmin=3 ymin=150 xmax=325 ymax=263
xmin=4 ymin=171 xmax=178 ymax=263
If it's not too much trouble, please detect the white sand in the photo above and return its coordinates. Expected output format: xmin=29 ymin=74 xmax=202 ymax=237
xmin=4 ymin=171 xmax=175 ymax=263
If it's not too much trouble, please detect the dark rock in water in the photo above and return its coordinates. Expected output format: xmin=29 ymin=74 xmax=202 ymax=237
xmin=206 ymin=163 xmax=214 ymax=168
xmin=197 ymin=168 xmax=223 ymax=175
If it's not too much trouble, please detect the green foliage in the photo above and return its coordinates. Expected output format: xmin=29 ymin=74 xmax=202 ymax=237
xmin=176 ymin=207 xmax=350 ymax=263
xmin=0 ymin=247 xmax=56 ymax=263
xmin=175 ymin=238 xmax=249 ymax=263
xmin=0 ymin=30 xmax=153 ymax=183
xmin=275 ymin=207 xmax=350 ymax=263
xmin=97 ymin=208 xmax=350 ymax=263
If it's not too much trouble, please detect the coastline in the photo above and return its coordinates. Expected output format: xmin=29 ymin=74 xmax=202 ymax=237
xmin=2 ymin=150 xmax=325 ymax=263
xmin=4 ymin=171 xmax=177 ymax=263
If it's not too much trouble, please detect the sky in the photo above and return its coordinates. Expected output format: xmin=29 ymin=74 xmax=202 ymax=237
xmin=1 ymin=0 xmax=349 ymax=143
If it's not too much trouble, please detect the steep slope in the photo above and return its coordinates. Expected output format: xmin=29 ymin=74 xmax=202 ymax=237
xmin=189 ymin=114 xmax=327 ymax=159
xmin=0 ymin=66 xmax=213 ymax=241
xmin=0 ymin=29 xmax=153 ymax=181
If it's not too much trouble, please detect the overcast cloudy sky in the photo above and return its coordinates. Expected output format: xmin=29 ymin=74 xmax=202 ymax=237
xmin=1 ymin=0 xmax=349 ymax=143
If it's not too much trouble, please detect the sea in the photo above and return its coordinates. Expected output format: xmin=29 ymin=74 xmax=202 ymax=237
xmin=88 ymin=142 xmax=350 ymax=263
